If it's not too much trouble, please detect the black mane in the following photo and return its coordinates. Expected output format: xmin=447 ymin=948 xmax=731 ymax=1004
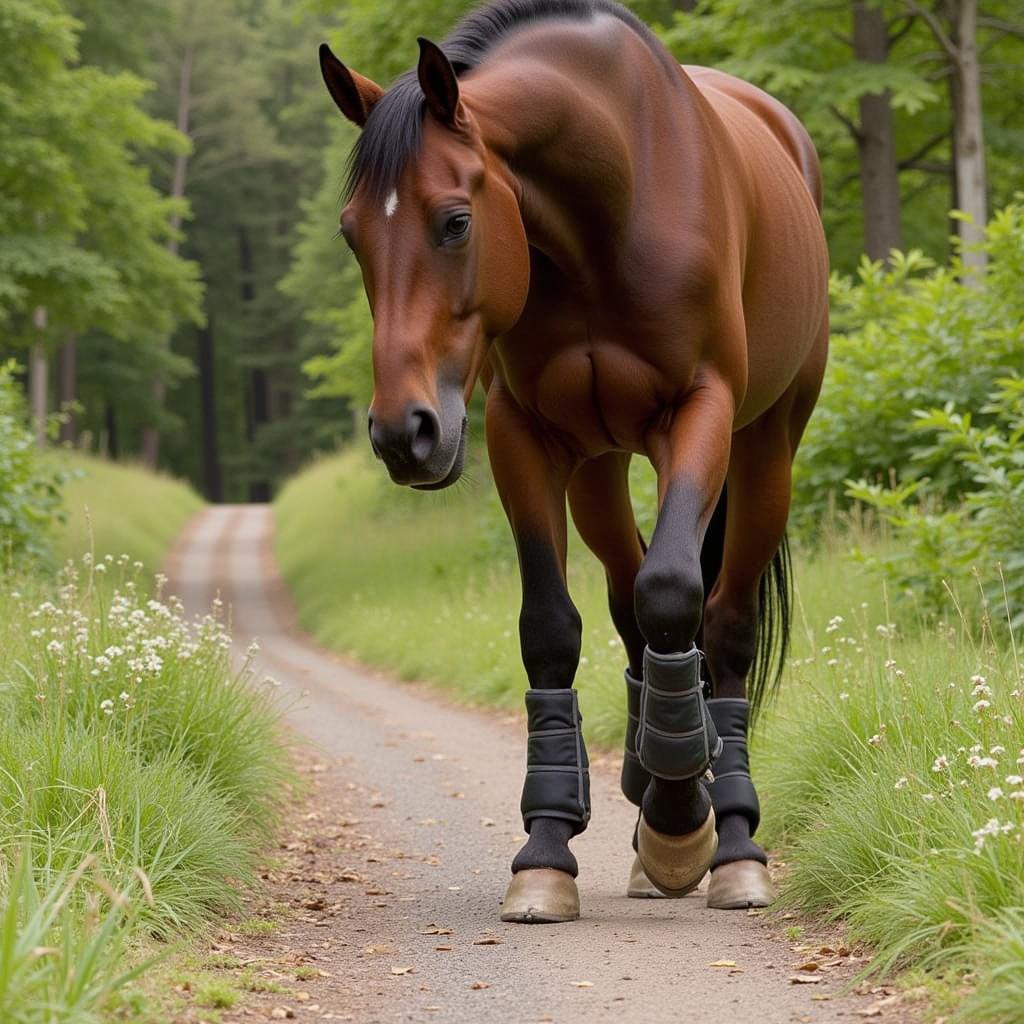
xmin=346 ymin=0 xmax=668 ymax=201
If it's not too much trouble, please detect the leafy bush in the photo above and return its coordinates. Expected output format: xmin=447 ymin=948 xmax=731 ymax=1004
xmin=0 ymin=361 xmax=65 ymax=563
xmin=794 ymin=203 xmax=1024 ymax=530
xmin=849 ymin=376 xmax=1024 ymax=630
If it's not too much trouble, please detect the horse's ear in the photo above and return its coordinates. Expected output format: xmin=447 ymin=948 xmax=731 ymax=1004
xmin=416 ymin=37 xmax=460 ymax=126
xmin=319 ymin=43 xmax=383 ymax=128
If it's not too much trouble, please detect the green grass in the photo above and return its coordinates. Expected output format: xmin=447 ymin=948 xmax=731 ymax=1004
xmin=275 ymin=445 xmax=1023 ymax=1019
xmin=0 ymin=556 xmax=291 ymax=1021
xmin=49 ymin=452 xmax=203 ymax=574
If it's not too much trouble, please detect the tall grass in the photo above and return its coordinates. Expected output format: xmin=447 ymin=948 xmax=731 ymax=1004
xmin=275 ymin=447 xmax=1023 ymax=1018
xmin=49 ymin=452 xmax=203 ymax=574
xmin=0 ymin=557 xmax=290 ymax=1019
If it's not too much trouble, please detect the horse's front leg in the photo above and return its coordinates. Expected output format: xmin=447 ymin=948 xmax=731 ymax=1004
xmin=487 ymin=388 xmax=587 ymax=924
xmin=631 ymin=376 xmax=734 ymax=897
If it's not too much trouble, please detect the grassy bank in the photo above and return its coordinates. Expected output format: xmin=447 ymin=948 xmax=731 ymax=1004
xmin=276 ymin=446 xmax=1023 ymax=1019
xmin=49 ymin=452 xmax=203 ymax=573
xmin=0 ymin=558 xmax=291 ymax=1022
xmin=0 ymin=457 xmax=292 ymax=1022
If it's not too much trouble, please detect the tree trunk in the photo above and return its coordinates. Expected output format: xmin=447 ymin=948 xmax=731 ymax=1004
xmin=238 ymin=224 xmax=271 ymax=503
xmin=57 ymin=335 xmax=77 ymax=445
xmin=29 ymin=307 xmax=48 ymax=448
xmin=140 ymin=40 xmax=194 ymax=468
xmin=196 ymin=320 xmax=223 ymax=502
xmin=105 ymin=401 xmax=119 ymax=460
xmin=949 ymin=0 xmax=987 ymax=273
xmin=852 ymin=0 xmax=903 ymax=262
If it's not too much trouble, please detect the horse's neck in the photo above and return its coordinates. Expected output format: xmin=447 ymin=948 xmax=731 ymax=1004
xmin=464 ymin=20 xmax=713 ymax=288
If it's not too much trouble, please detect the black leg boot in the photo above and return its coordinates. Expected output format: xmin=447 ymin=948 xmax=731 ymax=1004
xmin=502 ymin=689 xmax=590 ymax=923
xmin=704 ymin=698 xmax=774 ymax=909
xmin=622 ymin=670 xmax=663 ymax=897
xmin=634 ymin=646 xmax=721 ymax=897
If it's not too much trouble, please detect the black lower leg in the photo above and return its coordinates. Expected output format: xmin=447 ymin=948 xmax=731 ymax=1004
xmin=706 ymin=698 xmax=766 ymax=867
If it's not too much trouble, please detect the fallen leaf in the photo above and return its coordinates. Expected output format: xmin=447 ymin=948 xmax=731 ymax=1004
xmin=421 ymin=926 xmax=452 ymax=936
xmin=480 ymin=817 xmax=495 ymax=827
xmin=435 ymin=945 xmax=453 ymax=952
xmin=391 ymin=965 xmax=415 ymax=976
xmin=364 ymin=944 xmax=392 ymax=955
xmin=789 ymin=975 xmax=822 ymax=985
xmin=571 ymin=980 xmax=594 ymax=988
xmin=708 ymin=960 xmax=737 ymax=968
xmin=797 ymin=961 xmax=821 ymax=972
xmin=470 ymin=981 xmax=490 ymax=990
xmin=473 ymin=937 xmax=503 ymax=946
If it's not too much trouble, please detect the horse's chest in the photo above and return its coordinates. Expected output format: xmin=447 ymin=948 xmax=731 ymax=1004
xmin=496 ymin=333 xmax=671 ymax=457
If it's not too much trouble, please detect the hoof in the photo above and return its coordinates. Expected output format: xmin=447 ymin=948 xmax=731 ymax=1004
xmin=706 ymin=859 xmax=775 ymax=910
xmin=626 ymin=855 xmax=666 ymax=899
xmin=636 ymin=808 xmax=716 ymax=898
xmin=500 ymin=869 xmax=580 ymax=923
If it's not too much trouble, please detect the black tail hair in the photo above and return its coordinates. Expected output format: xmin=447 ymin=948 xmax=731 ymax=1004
xmin=698 ymin=486 xmax=792 ymax=725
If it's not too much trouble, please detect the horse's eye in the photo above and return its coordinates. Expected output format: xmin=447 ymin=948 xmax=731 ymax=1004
xmin=441 ymin=213 xmax=471 ymax=245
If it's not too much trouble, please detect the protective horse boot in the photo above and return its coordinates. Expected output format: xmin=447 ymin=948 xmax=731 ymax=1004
xmin=704 ymin=697 xmax=774 ymax=909
xmin=622 ymin=670 xmax=663 ymax=898
xmin=635 ymin=646 xmax=722 ymax=897
xmin=501 ymin=688 xmax=589 ymax=923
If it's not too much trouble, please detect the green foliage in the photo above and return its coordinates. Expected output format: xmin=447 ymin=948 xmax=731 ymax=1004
xmin=0 ymin=560 xmax=291 ymax=1019
xmin=759 ymin=602 xmax=1024 ymax=1019
xmin=51 ymin=451 xmax=203 ymax=575
xmin=794 ymin=203 xmax=1024 ymax=527
xmin=0 ymin=846 xmax=153 ymax=1024
xmin=0 ymin=362 xmax=65 ymax=563
xmin=849 ymin=376 xmax=1024 ymax=630
xmin=0 ymin=0 xmax=201 ymax=339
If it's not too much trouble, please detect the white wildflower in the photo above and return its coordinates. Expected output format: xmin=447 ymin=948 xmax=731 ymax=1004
xmin=868 ymin=734 xmax=883 ymax=747
xmin=988 ymin=787 xmax=1004 ymax=801
xmin=973 ymin=699 xmax=992 ymax=713
xmin=1005 ymin=775 xmax=1023 ymax=786
xmin=932 ymin=755 xmax=949 ymax=773
xmin=895 ymin=777 xmax=909 ymax=790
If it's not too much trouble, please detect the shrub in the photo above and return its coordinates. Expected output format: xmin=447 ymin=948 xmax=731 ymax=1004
xmin=0 ymin=361 xmax=65 ymax=564
xmin=848 ymin=375 xmax=1024 ymax=630
xmin=794 ymin=203 xmax=1024 ymax=531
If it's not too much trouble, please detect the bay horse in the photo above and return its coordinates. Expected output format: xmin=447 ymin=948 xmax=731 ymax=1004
xmin=319 ymin=0 xmax=828 ymax=923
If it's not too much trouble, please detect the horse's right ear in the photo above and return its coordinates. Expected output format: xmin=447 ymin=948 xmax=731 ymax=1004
xmin=319 ymin=43 xmax=383 ymax=128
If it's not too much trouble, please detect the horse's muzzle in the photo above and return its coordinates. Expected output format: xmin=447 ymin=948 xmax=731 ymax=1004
xmin=368 ymin=395 xmax=466 ymax=489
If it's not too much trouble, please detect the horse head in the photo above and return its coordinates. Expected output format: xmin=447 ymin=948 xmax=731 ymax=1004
xmin=320 ymin=40 xmax=529 ymax=489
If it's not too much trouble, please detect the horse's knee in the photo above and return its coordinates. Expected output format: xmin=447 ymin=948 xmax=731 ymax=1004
xmin=519 ymin=599 xmax=582 ymax=689
xmin=634 ymin=561 xmax=703 ymax=652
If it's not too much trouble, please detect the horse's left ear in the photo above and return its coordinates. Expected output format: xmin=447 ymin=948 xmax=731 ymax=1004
xmin=417 ymin=38 xmax=460 ymax=126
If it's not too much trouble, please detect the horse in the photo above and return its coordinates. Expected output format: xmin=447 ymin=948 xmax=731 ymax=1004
xmin=318 ymin=0 xmax=828 ymax=923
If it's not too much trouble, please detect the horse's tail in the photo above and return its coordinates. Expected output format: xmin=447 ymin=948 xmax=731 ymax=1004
xmin=698 ymin=486 xmax=792 ymax=725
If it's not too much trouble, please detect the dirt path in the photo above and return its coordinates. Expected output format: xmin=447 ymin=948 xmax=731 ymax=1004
xmin=165 ymin=505 xmax=913 ymax=1024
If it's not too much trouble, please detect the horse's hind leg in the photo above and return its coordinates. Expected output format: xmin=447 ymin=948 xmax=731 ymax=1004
xmin=487 ymin=386 xmax=587 ymax=924
xmin=567 ymin=455 xmax=660 ymax=897
xmin=701 ymin=358 xmax=823 ymax=909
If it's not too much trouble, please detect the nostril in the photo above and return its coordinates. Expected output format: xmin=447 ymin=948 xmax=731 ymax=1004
xmin=409 ymin=407 xmax=440 ymax=463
